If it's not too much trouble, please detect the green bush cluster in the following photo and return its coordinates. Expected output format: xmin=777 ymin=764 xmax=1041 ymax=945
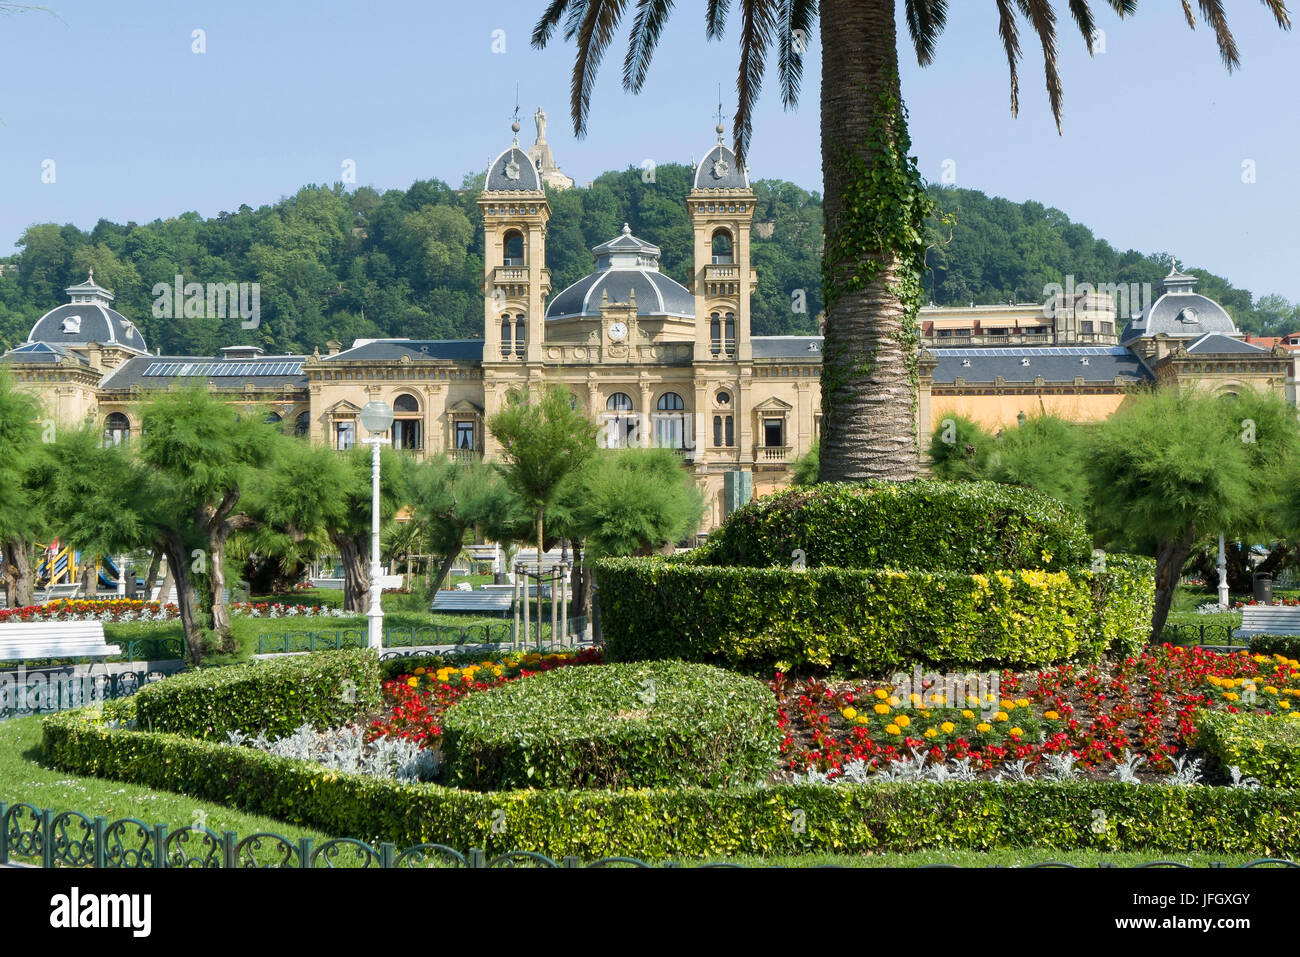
xmin=41 ymin=711 xmax=1300 ymax=859
xmin=1082 ymin=554 xmax=1157 ymax=658
xmin=132 ymin=649 xmax=380 ymax=740
xmin=687 ymin=481 xmax=1091 ymax=573
xmin=440 ymin=661 xmax=780 ymax=790
xmin=1249 ymin=634 xmax=1300 ymax=659
xmin=596 ymin=559 xmax=1152 ymax=674
xmin=1196 ymin=710 xmax=1300 ymax=788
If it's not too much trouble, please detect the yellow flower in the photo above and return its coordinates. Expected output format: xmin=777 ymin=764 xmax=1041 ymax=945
xmin=855 ymin=714 xmax=871 ymax=725
xmin=909 ymin=693 xmax=923 ymax=705
xmin=1044 ymin=710 xmax=1060 ymax=720
xmin=885 ymin=724 xmax=901 ymax=735
xmin=961 ymin=709 xmax=975 ymax=720
xmin=895 ymin=715 xmax=911 ymax=728
xmin=919 ymin=709 xmax=931 ymax=718
xmin=887 ymin=696 xmax=901 ymax=707
xmin=976 ymin=722 xmax=992 ymax=733
xmin=1266 ymin=686 xmax=1279 ymax=695
xmin=924 ymin=728 xmax=938 ymax=739
xmin=842 ymin=707 xmax=858 ymax=720
xmin=1224 ymin=692 xmax=1239 ymax=701
xmin=940 ymin=721 xmax=956 ymax=734
xmin=1000 ymin=699 xmax=1016 ymax=711
xmin=994 ymin=712 xmax=1009 ymax=722
xmin=967 ymin=696 xmax=981 ymax=708
xmin=414 ymin=667 xmax=426 ymax=675
xmin=874 ymin=703 xmax=891 ymax=715
xmin=1015 ymin=698 xmax=1030 ymax=708
xmin=874 ymin=689 xmax=889 ymax=700
xmin=406 ymin=677 xmax=419 ymax=688
xmin=930 ymin=693 xmax=946 ymax=704
xmin=1281 ymin=700 xmax=1292 ymax=710
xmin=1009 ymin=727 xmax=1024 ymax=737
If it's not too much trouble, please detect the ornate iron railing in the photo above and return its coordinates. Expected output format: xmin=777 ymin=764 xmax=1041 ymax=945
xmin=1159 ymin=622 xmax=1244 ymax=650
xmin=2 ymin=800 xmax=1297 ymax=869
xmin=0 ymin=669 xmax=162 ymax=720
xmin=256 ymin=619 xmax=589 ymax=655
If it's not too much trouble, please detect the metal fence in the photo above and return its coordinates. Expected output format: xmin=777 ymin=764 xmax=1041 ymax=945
xmin=3 ymin=801 xmax=1297 ymax=869
xmin=1159 ymin=622 xmax=1245 ymax=649
xmin=255 ymin=618 xmax=590 ymax=655
xmin=0 ymin=669 xmax=162 ymax=720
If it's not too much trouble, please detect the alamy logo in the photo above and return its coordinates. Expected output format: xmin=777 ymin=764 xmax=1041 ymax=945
xmin=1041 ymin=275 xmax=1153 ymax=321
xmin=49 ymin=888 xmax=152 ymax=937
xmin=151 ymin=273 xmax=260 ymax=328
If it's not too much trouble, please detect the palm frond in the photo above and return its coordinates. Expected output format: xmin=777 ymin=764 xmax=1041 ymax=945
xmin=568 ymin=0 xmax=631 ymax=137
xmin=1262 ymin=0 xmax=1292 ymax=29
xmin=777 ymin=0 xmax=818 ymax=109
xmin=706 ymin=0 xmax=731 ymax=39
xmin=1067 ymin=0 xmax=1096 ymax=54
xmin=624 ymin=0 xmax=675 ymax=93
xmin=905 ymin=0 xmax=949 ymax=66
xmin=1198 ymin=0 xmax=1240 ymax=70
xmin=532 ymin=0 xmax=575 ymax=46
xmin=995 ymin=0 xmax=1022 ymax=118
xmin=1016 ymin=0 xmax=1063 ymax=132
xmin=1180 ymin=0 xmax=1196 ymax=28
xmin=1106 ymin=0 xmax=1137 ymax=13
xmin=734 ymin=0 xmax=780 ymax=166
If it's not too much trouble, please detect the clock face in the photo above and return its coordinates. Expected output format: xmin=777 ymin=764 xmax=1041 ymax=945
xmin=608 ymin=322 xmax=628 ymax=342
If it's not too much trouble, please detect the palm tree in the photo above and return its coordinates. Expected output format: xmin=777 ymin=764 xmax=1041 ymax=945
xmin=533 ymin=0 xmax=1291 ymax=481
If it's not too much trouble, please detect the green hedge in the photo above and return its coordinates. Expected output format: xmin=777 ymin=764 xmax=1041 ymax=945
xmin=595 ymin=559 xmax=1153 ymax=673
xmin=40 ymin=710 xmax=1300 ymax=859
xmin=441 ymin=661 xmax=780 ymax=790
xmin=132 ymin=649 xmax=380 ymax=740
xmin=688 ymin=481 xmax=1091 ymax=573
xmin=1197 ymin=710 xmax=1300 ymax=788
xmin=1250 ymin=634 xmax=1300 ymax=659
xmin=1084 ymin=554 xmax=1157 ymax=658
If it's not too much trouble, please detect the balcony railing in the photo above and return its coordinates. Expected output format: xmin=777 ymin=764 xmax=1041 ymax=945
xmin=450 ymin=448 xmax=483 ymax=463
xmin=753 ymin=445 xmax=791 ymax=464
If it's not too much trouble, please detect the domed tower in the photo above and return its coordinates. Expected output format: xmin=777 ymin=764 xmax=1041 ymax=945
xmin=689 ymin=123 xmax=757 ymax=364
xmin=479 ymin=120 xmax=551 ymax=365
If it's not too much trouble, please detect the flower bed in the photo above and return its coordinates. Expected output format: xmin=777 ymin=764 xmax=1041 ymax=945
xmin=229 ymin=601 xmax=349 ymax=618
xmin=0 ymin=598 xmax=178 ymax=624
xmin=777 ymin=644 xmax=1300 ymax=782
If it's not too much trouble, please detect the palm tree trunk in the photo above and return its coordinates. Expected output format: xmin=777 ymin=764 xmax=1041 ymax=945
xmin=817 ymin=0 xmax=927 ymax=483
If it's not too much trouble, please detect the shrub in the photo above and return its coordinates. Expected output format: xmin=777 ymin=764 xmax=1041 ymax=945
xmin=687 ymin=481 xmax=1091 ymax=573
xmin=40 ymin=711 xmax=1300 ymax=859
xmin=1250 ymin=634 xmax=1300 ymax=660
xmin=596 ymin=559 xmax=1151 ymax=673
xmin=1196 ymin=710 xmax=1300 ymax=788
xmin=132 ymin=649 xmax=380 ymax=740
xmin=440 ymin=661 xmax=780 ymax=790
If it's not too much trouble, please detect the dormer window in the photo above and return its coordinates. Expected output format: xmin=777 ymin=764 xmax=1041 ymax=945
xmin=61 ymin=315 xmax=81 ymax=334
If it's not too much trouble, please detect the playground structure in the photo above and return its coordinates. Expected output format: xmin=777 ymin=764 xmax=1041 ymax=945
xmin=34 ymin=544 xmax=128 ymax=594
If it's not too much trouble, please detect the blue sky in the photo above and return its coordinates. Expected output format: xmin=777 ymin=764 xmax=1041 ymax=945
xmin=1 ymin=0 xmax=1296 ymax=300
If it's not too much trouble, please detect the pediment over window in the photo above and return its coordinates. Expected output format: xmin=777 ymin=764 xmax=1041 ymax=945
xmin=447 ymin=398 xmax=484 ymax=416
xmin=752 ymin=395 xmax=793 ymax=413
xmin=326 ymin=399 xmax=362 ymax=416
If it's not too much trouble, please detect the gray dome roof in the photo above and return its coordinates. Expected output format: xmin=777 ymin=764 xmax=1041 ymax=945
xmin=1121 ymin=265 xmax=1238 ymax=343
xmin=693 ymin=143 xmax=749 ymax=190
xmin=546 ymin=224 xmax=694 ymax=321
xmin=28 ymin=275 xmax=148 ymax=353
xmin=485 ymin=144 xmax=542 ymax=192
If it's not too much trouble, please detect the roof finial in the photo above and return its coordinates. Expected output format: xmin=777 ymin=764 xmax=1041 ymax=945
xmin=511 ymin=84 xmax=521 ymax=143
xmin=715 ymin=84 xmax=725 ymax=143
xmin=622 ymin=222 xmax=632 ymax=235
xmin=1170 ymin=257 xmax=1179 ymax=274
xmin=88 ymin=266 xmax=94 ymax=283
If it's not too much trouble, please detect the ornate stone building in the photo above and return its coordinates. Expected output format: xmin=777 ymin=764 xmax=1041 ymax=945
xmin=4 ymin=125 xmax=1291 ymax=534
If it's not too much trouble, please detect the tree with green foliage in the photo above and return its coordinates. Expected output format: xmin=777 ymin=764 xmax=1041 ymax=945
xmin=986 ymin=413 xmax=1089 ymax=514
xmin=488 ymin=385 xmax=599 ymax=593
xmin=791 ymin=440 xmax=819 ymax=486
xmin=405 ymin=455 xmax=527 ymax=591
xmin=1087 ymin=388 xmax=1300 ymax=642
xmin=248 ymin=441 xmax=406 ymax=613
xmin=575 ymin=448 xmax=706 ymax=559
xmin=531 ymin=0 xmax=1290 ymax=482
xmin=927 ymin=414 xmax=995 ymax=481
xmin=133 ymin=389 xmax=280 ymax=647
xmin=0 ymin=369 xmax=45 ymax=607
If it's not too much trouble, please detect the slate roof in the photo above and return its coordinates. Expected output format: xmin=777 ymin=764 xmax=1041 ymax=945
xmin=930 ymin=346 xmax=1151 ymax=385
xmin=752 ymin=336 xmax=823 ymax=359
xmin=546 ymin=226 xmax=694 ymax=321
xmin=484 ymin=145 xmax=543 ymax=192
xmin=323 ymin=339 xmax=484 ymax=362
xmin=1184 ymin=334 xmax=1269 ymax=355
xmin=27 ymin=303 xmax=149 ymax=353
xmin=693 ymin=143 xmax=750 ymax=190
xmin=2 ymin=341 xmax=90 ymax=365
xmin=98 ymin=354 xmax=309 ymax=391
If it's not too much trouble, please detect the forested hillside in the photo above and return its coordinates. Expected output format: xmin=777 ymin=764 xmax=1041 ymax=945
xmin=0 ymin=171 xmax=1294 ymax=355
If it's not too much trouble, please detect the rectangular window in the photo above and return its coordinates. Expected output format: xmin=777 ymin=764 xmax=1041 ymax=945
xmin=764 ymin=418 xmax=784 ymax=448
xmin=1080 ymin=320 xmax=1095 ymax=334
xmin=725 ymin=415 xmax=734 ymax=447
xmin=335 ymin=421 xmax=355 ymax=451
xmin=455 ymin=420 xmax=475 ymax=450
xmin=392 ymin=419 xmax=421 ymax=450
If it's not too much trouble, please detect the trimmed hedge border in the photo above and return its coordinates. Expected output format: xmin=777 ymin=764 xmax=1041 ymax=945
xmin=687 ymin=481 xmax=1092 ymax=573
xmin=441 ymin=661 xmax=781 ymax=790
xmin=40 ymin=710 xmax=1300 ymax=859
xmin=132 ymin=649 xmax=380 ymax=740
xmin=1250 ymin=634 xmax=1300 ymax=660
xmin=1197 ymin=710 xmax=1300 ymax=788
xmin=595 ymin=558 xmax=1154 ymax=674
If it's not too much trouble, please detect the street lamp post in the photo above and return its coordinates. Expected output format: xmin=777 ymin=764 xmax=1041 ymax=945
xmin=1217 ymin=532 xmax=1230 ymax=610
xmin=360 ymin=401 xmax=394 ymax=650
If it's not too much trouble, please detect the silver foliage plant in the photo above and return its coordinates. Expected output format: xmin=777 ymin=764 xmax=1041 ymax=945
xmin=227 ymin=723 xmax=437 ymax=782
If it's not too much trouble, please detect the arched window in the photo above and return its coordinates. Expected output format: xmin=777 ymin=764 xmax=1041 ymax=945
xmin=654 ymin=393 xmax=688 ymax=449
xmin=294 ymin=411 xmax=310 ymax=439
xmin=724 ymin=312 xmax=736 ymax=357
xmin=657 ymin=392 xmax=684 ymax=411
xmin=504 ymin=230 xmax=525 ymax=266
xmin=606 ymin=393 xmax=633 ymax=411
xmin=604 ymin=393 xmax=635 ymax=449
xmin=391 ymin=393 xmax=422 ymax=450
xmin=103 ymin=412 xmax=130 ymax=447
xmin=712 ymin=229 xmax=734 ymax=265
xmin=264 ymin=411 xmax=283 ymax=425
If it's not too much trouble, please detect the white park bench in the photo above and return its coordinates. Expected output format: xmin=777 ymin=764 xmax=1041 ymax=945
xmin=430 ymin=590 xmax=513 ymax=616
xmin=1234 ymin=605 xmax=1300 ymax=643
xmin=37 ymin=583 xmax=81 ymax=603
xmin=0 ymin=621 xmax=121 ymax=664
